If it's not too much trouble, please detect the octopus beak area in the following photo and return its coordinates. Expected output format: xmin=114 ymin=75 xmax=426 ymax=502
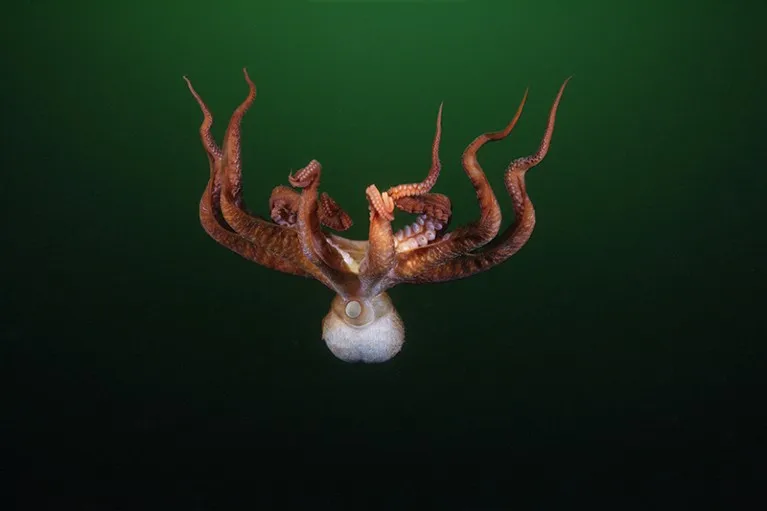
xmin=321 ymin=292 xmax=405 ymax=363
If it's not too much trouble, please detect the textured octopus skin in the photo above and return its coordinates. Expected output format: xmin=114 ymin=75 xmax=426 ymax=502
xmin=184 ymin=69 xmax=570 ymax=363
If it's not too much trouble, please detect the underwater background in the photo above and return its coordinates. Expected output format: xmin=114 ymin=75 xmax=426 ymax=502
xmin=3 ymin=0 xmax=766 ymax=507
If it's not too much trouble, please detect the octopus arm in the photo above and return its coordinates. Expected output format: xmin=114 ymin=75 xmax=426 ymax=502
xmin=200 ymin=193 xmax=310 ymax=277
xmin=185 ymin=70 xmax=315 ymax=278
xmin=400 ymin=169 xmax=536 ymax=284
xmin=398 ymin=77 xmax=570 ymax=284
xmin=391 ymin=89 xmax=530 ymax=280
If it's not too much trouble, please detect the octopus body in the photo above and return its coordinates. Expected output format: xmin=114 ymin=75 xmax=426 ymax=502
xmin=184 ymin=69 xmax=569 ymax=363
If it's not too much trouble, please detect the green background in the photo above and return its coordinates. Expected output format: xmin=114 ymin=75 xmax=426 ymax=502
xmin=4 ymin=0 xmax=765 ymax=506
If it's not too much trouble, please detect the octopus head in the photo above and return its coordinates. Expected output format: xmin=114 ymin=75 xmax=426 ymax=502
xmin=321 ymin=292 xmax=405 ymax=363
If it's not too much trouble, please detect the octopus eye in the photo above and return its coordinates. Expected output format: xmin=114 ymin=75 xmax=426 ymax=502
xmin=345 ymin=300 xmax=362 ymax=319
xmin=323 ymin=293 xmax=405 ymax=363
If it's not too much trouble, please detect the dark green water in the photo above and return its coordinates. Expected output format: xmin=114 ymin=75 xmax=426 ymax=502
xmin=3 ymin=0 xmax=765 ymax=507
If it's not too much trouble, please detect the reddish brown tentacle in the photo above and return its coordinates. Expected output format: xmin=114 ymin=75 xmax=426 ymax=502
xmin=387 ymin=102 xmax=444 ymax=202
xmin=288 ymin=163 xmax=318 ymax=188
xmin=201 ymin=173 xmax=309 ymax=276
xmin=215 ymin=70 xmax=300 ymax=260
xmin=453 ymin=87 xmax=528 ymax=243
xmin=319 ymin=192 xmax=353 ymax=231
xmin=292 ymin=161 xmax=359 ymax=295
xmin=185 ymin=74 xmax=309 ymax=276
xmin=183 ymin=76 xmax=223 ymax=161
xmin=504 ymin=76 xmax=571 ymax=209
xmin=394 ymin=193 xmax=452 ymax=224
xmin=393 ymin=89 xmax=529 ymax=280
xmin=403 ymin=77 xmax=570 ymax=284
xmin=221 ymin=68 xmax=257 ymax=208
xmin=269 ymin=185 xmax=300 ymax=226
xmin=359 ymin=186 xmax=397 ymax=296
xmin=365 ymin=185 xmax=394 ymax=221
xmin=192 ymin=71 xmax=341 ymax=290
xmin=269 ymin=186 xmax=352 ymax=231
xmin=185 ymin=75 xmax=228 ymax=228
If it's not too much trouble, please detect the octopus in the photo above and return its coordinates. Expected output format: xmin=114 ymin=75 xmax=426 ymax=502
xmin=184 ymin=69 xmax=569 ymax=363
